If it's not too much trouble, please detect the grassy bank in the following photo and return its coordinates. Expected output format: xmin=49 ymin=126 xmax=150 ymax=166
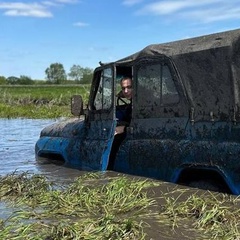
xmin=0 ymin=85 xmax=90 ymax=118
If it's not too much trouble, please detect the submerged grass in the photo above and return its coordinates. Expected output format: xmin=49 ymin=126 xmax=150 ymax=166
xmin=0 ymin=172 xmax=155 ymax=240
xmin=1 ymin=172 xmax=240 ymax=239
xmin=156 ymin=188 xmax=240 ymax=239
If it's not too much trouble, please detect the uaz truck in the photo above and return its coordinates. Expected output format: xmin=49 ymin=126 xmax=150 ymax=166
xmin=36 ymin=28 xmax=240 ymax=194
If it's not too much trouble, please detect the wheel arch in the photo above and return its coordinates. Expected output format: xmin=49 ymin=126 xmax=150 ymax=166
xmin=36 ymin=150 xmax=65 ymax=165
xmin=174 ymin=166 xmax=232 ymax=194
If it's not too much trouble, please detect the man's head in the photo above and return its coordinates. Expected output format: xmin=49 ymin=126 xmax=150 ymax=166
xmin=120 ymin=77 xmax=132 ymax=100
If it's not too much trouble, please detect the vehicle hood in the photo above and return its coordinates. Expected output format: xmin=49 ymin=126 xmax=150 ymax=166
xmin=40 ymin=118 xmax=85 ymax=138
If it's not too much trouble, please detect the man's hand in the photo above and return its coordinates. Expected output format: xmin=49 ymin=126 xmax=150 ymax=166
xmin=115 ymin=126 xmax=125 ymax=135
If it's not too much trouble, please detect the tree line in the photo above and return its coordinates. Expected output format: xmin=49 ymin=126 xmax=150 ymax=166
xmin=0 ymin=63 xmax=94 ymax=85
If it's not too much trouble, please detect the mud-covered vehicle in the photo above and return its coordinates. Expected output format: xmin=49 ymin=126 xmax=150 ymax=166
xmin=36 ymin=28 xmax=240 ymax=194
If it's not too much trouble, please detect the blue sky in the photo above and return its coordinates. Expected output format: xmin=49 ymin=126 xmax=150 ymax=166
xmin=0 ymin=0 xmax=240 ymax=80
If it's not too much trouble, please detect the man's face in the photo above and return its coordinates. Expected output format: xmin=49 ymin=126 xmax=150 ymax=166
xmin=121 ymin=79 xmax=132 ymax=100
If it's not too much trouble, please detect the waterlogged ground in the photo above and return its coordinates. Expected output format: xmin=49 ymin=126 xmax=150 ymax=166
xmin=1 ymin=118 xmax=240 ymax=239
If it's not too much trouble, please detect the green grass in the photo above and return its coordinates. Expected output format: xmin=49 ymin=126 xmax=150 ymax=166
xmin=0 ymin=172 xmax=156 ymax=240
xmin=0 ymin=85 xmax=90 ymax=118
xmin=150 ymin=187 xmax=240 ymax=239
xmin=1 ymin=172 xmax=240 ymax=239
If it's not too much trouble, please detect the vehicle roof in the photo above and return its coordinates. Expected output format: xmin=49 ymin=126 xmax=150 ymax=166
xmin=115 ymin=28 xmax=240 ymax=121
xmin=117 ymin=28 xmax=240 ymax=61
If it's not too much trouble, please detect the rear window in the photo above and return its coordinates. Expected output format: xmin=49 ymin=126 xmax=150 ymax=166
xmin=136 ymin=62 xmax=179 ymax=108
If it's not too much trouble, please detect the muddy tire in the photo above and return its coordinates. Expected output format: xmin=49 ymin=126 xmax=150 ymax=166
xmin=187 ymin=179 xmax=230 ymax=193
xmin=178 ymin=169 xmax=232 ymax=194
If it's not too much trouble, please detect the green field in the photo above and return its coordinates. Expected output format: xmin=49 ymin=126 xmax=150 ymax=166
xmin=0 ymin=85 xmax=90 ymax=118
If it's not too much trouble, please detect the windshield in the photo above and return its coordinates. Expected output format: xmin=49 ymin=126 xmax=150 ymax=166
xmin=93 ymin=68 xmax=113 ymax=111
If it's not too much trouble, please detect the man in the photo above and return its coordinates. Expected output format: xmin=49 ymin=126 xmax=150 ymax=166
xmin=108 ymin=77 xmax=133 ymax=169
xmin=121 ymin=76 xmax=132 ymax=100
xmin=115 ymin=77 xmax=132 ymax=135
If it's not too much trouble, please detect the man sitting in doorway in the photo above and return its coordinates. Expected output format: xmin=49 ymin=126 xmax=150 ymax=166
xmin=115 ymin=76 xmax=132 ymax=135
xmin=108 ymin=76 xmax=132 ymax=169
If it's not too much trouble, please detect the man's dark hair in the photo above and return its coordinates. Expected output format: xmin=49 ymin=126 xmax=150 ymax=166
xmin=120 ymin=76 xmax=132 ymax=83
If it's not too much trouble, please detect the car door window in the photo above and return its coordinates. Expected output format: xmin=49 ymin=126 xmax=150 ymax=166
xmin=94 ymin=68 xmax=113 ymax=110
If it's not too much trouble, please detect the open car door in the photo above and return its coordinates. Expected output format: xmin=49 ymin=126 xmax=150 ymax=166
xmin=76 ymin=66 xmax=117 ymax=170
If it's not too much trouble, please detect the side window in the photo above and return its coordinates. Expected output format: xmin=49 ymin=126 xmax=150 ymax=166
xmin=137 ymin=64 xmax=161 ymax=107
xmin=162 ymin=64 xmax=180 ymax=105
xmin=94 ymin=68 xmax=113 ymax=110
xmin=136 ymin=62 xmax=179 ymax=107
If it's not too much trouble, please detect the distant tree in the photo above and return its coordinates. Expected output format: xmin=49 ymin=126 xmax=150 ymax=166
xmin=68 ymin=65 xmax=93 ymax=84
xmin=68 ymin=64 xmax=83 ymax=81
xmin=81 ymin=67 xmax=93 ymax=84
xmin=18 ymin=75 xmax=34 ymax=85
xmin=45 ymin=63 xmax=67 ymax=84
xmin=0 ymin=76 xmax=6 ymax=85
xmin=6 ymin=76 xmax=20 ymax=85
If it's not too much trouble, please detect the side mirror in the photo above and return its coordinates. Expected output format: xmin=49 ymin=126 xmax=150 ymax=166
xmin=71 ymin=95 xmax=83 ymax=116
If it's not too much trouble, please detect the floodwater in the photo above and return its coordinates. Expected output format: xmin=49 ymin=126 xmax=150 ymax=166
xmin=0 ymin=118 xmax=238 ymax=239
xmin=0 ymin=118 xmax=128 ymax=182
xmin=1 ymin=118 xmax=55 ymax=175
xmin=0 ymin=118 xmax=90 ymax=181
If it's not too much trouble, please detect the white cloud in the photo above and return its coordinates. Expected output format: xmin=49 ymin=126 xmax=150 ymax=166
xmin=5 ymin=9 xmax=52 ymax=17
xmin=55 ymin=0 xmax=79 ymax=3
xmin=0 ymin=0 xmax=79 ymax=18
xmin=73 ymin=22 xmax=89 ymax=27
xmin=138 ymin=0 xmax=221 ymax=15
xmin=0 ymin=2 xmax=52 ymax=17
xmin=135 ymin=0 xmax=240 ymax=23
xmin=42 ymin=1 xmax=59 ymax=7
xmin=187 ymin=6 xmax=240 ymax=23
xmin=122 ymin=0 xmax=143 ymax=6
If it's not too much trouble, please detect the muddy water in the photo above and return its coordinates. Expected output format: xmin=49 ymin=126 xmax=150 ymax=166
xmin=1 ymin=118 xmax=53 ymax=175
xmin=0 ymin=118 xmax=93 ymax=181
xmin=0 ymin=118 xmax=237 ymax=239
